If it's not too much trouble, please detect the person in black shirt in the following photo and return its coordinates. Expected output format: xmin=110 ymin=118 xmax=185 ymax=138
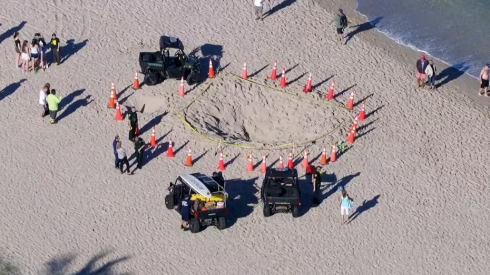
xmin=127 ymin=107 xmax=138 ymax=141
xmin=134 ymin=137 xmax=145 ymax=170
xmin=312 ymin=166 xmax=323 ymax=204
xmin=50 ymin=33 xmax=60 ymax=65
xmin=14 ymin=32 xmax=21 ymax=69
xmin=181 ymin=194 xmax=191 ymax=230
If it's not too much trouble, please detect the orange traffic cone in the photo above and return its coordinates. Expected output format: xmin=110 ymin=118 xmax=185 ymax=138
xmin=287 ymin=150 xmax=294 ymax=169
xmin=326 ymin=80 xmax=335 ymax=100
xmin=351 ymin=115 xmax=359 ymax=130
xmin=346 ymin=90 xmax=355 ymax=109
xmin=303 ymin=72 xmax=312 ymax=93
xmin=149 ymin=126 xmax=157 ymax=147
xmin=166 ymin=137 xmax=175 ymax=157
xmin=132 ymin=71 xmax=140 ymax=90
xmin=241 ymin=60 xmax=248 ymax=80
xmin=346 ymin=126 xmax=356 ymax=143
xmin=330 ymin=144 xmax=337 ymax=162
xmin=301 ymin=149 xmax=309 ymax=168
xmin=269 ymin=60 xmax=278 ymax=80
xmin=260 ymin=155 xmax=267 ymax=173
xmin=111 ymin=81 xmax=118 ymax=101
xmin=185 ymin=147 xmax=193 ymax=166
xmin=114 ymin=101 xmax=123 ymax=121
xmin=320 ymin=146 xmax=327 ymax=165
xmin=359 ymin=101 xmax=366 ymax=121
xmin=217 ymin=150 xmax=226 ymax=171
xmin=178 ymin=77 xmax=185 ymax=97
xmin=107 ymin=88 xmax=116 ymax=108
xmin=279 ymin=68 xmax=287 ymax=88
xmin=208 ymin=58 xmax=215 ymax=78
xmin=246 ymin=153 xmax=254 ymax=171
xmin=278 ymin=154 xmax=284 ymax=168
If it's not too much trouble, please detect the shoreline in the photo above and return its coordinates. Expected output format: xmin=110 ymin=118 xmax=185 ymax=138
xmin=314 ymin=0 xmax=485 ymax=107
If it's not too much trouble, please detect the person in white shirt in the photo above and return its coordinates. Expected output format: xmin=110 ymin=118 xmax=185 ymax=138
xmin=38 ymin=83 xmax=50 ymax=117
xmin=424 ymin=60 xmax=437 ymax=90
xmin=254 ymin=0 xmax=264 ymax=20
xmin=116 ymin=141 xmax=131 ymax=174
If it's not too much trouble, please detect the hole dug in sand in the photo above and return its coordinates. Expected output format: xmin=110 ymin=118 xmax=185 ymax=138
xmin=185 ymin=78 xmax=349 ymax=147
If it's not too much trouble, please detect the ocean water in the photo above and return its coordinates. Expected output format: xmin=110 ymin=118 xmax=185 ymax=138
xmin=355 ymin=0 xmax=489 ymax=79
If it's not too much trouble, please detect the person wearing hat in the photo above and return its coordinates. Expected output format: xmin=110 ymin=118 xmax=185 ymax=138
xmin=50 ymin=33 xmax=60 ymax=65
xmin=181 ymin=194 xmax=192 ymax=230
xmin=479 ymin=64 xmax=489 ymax=96
xmin=312 ymin=166 xmax=323 ymax=204
xmin=416 ymin=55 xmax=429 ymax=88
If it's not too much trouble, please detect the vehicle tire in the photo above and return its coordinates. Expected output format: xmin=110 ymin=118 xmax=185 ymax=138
xmin=164 ymin=195 xmax=174 ymax=210
xmin=263 ymin=204 xmax=272 ymax=217
xmin=217 ymin=217 xmax=226 ymax=230
xmin=189 ymin=218 xmax=201 ymax=233
xmin=186 ymin=71 xmax=199 ymax=85
xmin=144 ymin=72 xmax=159 ymax=86
xmin=292 ymin=206 xmax=300 ymax=218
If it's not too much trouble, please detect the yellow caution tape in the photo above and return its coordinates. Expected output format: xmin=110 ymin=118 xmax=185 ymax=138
xmin=223 ymin=72 xmax=352 ymax=111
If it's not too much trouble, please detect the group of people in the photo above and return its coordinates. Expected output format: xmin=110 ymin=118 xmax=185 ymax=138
xmin=415 ymin=55 xmax=437 ymax=89
xmin=13 ymin=32 xmax=61 ymax=74
xmin=38 ymin=83 xmax=63 ymax=124
xmin=112 ymin=107 xmax=145 ymax=175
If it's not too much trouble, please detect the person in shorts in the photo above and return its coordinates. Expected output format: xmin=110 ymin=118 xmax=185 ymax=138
xmin=416 ymin=55 xmax=429 ymax=88
xmin=334 ymin=9 xmax=348 ymax=43
xmin=38 ymin=83 xmax=50 ymax=117
xmin=479 ymin=64 xmax=489 ymax=96
xmin=339 ymin=189 xmax=353 ymax=224
xmin=181 ymin=194 xmax=191 ymax=230
xmin=254 ymin=0 xmax=264 ymax=21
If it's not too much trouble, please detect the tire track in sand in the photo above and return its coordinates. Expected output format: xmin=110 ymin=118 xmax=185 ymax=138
xmin=79 ymin=0 xmax=92 ymax=40
xmin=53 ymin=0 xmax=64 ymax=37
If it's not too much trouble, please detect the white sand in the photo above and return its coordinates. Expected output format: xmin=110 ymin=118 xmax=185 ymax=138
xmin=1 ymin=0 xmax=490 ymax=274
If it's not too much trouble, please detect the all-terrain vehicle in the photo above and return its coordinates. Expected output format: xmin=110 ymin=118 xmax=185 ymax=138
xmin=165 ymin=172 xmax=228 ymax=233
xmin=261 ymin=168 xmax=301 ymax=218
xmin=139 ymin=36 xmax=201 ymax=86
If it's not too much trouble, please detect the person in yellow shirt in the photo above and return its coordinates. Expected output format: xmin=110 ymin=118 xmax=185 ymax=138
xmin=46 ymin=89 xmax=63 ymax=124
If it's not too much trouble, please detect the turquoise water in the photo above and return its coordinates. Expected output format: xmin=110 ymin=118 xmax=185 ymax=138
xmin=355 ymin=0 xmax=489 ymax=78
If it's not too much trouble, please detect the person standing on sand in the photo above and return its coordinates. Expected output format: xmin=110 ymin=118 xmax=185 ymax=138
xmin=334 ymin=9 xmax=348 ymax=44
xmin=127 ymin=107 xmax=139 ymax=142
xmin=425 ymin=60 xmax=437 ymax=90
xmin=416 ymin=55 xmax=429 ymax=88
xmin=50 ymin=33 xmax=60 ymax=65
xmin=38 ymin=83 xmax=50 ymax=118
xmin=340 ymin=189 xmax=353 ymax=224
xmin=134 ymin=137 xmax=145 ymax=170
xmin=46 ymin=89 xmax=63 ymax=124
xmin=13 ymin=32 xmax=21 ymax=69
xmin=254 ymin=0 xmax=265 ymax=21
xmin=312 ymin=166 xmax=323 ymax=204
xmin=113 ymin=135 xmax=120 ymax=169
xmin=116 ymin=141 xmax=131 ymax=175
xmin=478 ymin=64 xmax=489 ymax=96
xmin=20 ymin=40 xmax=30 ymax=74
xmin=181 ymin=194 xmax=191 ymax=230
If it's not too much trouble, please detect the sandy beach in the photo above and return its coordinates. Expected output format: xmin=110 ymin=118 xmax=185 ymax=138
xmin=1 ymin=0 xmax=490 ymax=274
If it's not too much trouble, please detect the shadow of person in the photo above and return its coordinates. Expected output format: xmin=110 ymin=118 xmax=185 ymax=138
xmin=348 ymin=194 xmax=380 ymax=223
xmin=0 ymin=21 xmax=26 ymax=44
xmin=263 ymin=0 xmax=297 ymax=19
xmin=60 ymin=39 xmax=89 ymax=64
xmin=0 ymin=79 xmax=26 ymax=101
xmin=57 ymin=95 xmax=93 ymax=122
xmin=322 ymin=172 xmax=361 ymax=201
xmin=43 ymin=250 xmax=130 ymax=275
xmin=436 ymin=63 xmax=470 ymax=88
xmin=345 ymin=16 xmax=383 ymax=44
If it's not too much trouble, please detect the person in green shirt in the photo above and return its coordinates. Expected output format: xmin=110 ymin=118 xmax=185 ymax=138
xmin=134 ymin=137 xmax=146 ymax=170
xmin=46 ymin=89 xmax=63 ymax=124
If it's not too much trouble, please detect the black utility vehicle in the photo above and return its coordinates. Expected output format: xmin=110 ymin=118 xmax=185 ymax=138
xmin=261 ymin=168 xmax=301 ymax=218
xmin=165 ymin=173 xmax=228 ymax=233
xmin=139 ymin=36 xmax=200 ymax=86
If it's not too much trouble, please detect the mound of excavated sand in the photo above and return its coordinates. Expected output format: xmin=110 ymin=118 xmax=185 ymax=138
xmin=185 ymin=76 xmax=350 ymax=147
